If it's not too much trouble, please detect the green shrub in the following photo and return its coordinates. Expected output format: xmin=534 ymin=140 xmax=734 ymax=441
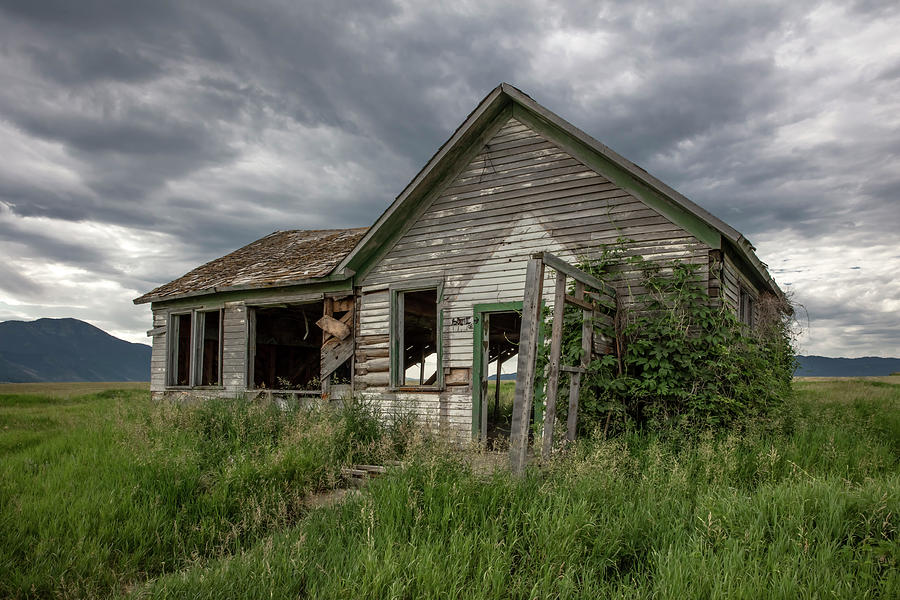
xmin=551 ymin=250 xmax=795 ymax=434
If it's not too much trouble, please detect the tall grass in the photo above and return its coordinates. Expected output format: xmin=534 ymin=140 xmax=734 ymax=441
xmin=0 ymin=391 xmax=403 ymax=599
xmin=136 ymin=379 xmax=898 ymax=599
xmin=2 ymin=380 xmax=897 ymax=598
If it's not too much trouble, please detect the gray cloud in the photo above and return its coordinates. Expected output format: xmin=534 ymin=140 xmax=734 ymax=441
xmin=0 ymin=0 xmax=897 ymax=354
xmin=0 ymin=261 xmax=44 ymax=297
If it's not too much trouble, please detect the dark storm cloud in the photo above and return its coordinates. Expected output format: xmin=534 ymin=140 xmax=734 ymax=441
xmin=24 ymin=43 xmax=164 ymax=85
xmin=0 ymin=0 xmax=897 ymax=353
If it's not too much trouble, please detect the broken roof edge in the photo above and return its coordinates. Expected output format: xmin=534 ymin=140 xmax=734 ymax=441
xmin=133 ymin=227 xmax=366 ymax=305
xmin=336 ymin=82 xmax=783 ymax=298
xmin=132 ymin=267 xmax=355 ymax=305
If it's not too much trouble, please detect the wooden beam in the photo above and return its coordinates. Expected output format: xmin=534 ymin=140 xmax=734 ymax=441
xmin=539 ymin=252 xmax=617 ymax=298
xmin=559 ymin=365 xmax=586 ymax=374
xmin=509 ymin=257 xmax=545 ymax=474
xmin=541 ymin=271 xmax=567 ymax=458
xmin=332 ymin=297 xmax=354 ymax=312
xmin=316 ymin=315 xmax=351 ymax=340
xmin=564 ymin=294 xmax=594 ymax=311
xmin=567 ymin=281 xmax=592 ymax=442
xmin=586 ymin=292 xmax=616 ymax=313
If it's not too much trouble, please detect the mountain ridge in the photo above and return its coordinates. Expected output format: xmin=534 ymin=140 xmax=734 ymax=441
xmin=793 ymin=355 xmax=900 ymax=377
xmin=0 ymin=318 xmax=150 ymax=383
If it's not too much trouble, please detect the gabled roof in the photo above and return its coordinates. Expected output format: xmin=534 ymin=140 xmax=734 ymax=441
xmin=337 ymin=83 xmax=782 ymax=296
xmin=134 ymin=227 xmax=367 ymax=304
xmin=135 ymin=83 xmax=782 ymax=306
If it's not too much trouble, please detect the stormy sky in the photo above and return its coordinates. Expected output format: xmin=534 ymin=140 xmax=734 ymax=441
xmin=0 ymin=0 xmax=897 ymax=357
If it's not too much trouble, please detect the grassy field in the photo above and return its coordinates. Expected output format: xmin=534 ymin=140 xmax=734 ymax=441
xmin=0 ymin=380 xmax=897 ymax=598
xmin=0 ymin=381 xmax=149 ymax=396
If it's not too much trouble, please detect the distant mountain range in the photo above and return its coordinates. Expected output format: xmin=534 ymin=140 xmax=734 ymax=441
xmin=487 ymin=373 xmax=518 ymax=381
xmin=489 ymin=355 xmax=900 ymax=380
xmin=0 ymin=318 xmax=150 ymax=383
xmin=1 ymin=318 xmax=896 ymax=383
xmin=794 ymin=355 xmax=900 ymax=377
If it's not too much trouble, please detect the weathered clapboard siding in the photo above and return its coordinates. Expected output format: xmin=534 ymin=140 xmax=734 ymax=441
xmin=150 ymin=310 xmax=167 ymax=392
xmin=222 ymin=301 xmax=248 ymax=392
xmin=722 ymin=253 xmax=761 ymax=326
xmin=721 ymin=257 xmax=740 ymax=312
xmin=356 ymin=117 xmax=713 ymax=438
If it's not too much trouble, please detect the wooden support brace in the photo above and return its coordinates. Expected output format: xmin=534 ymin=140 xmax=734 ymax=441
xmin=564 ymin=294 xmax=594 ymax=311
xmin=539 ymin=252 xmax=616 ymax=298
xmin=541 ymin=271 xmax=567 ymax=458
xmin=567 ymin=280 xmax=592 ymax=442
xmin=509 ymin=257 xmax=545 ymax=474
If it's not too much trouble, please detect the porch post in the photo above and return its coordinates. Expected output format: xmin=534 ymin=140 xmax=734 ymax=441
xmin=509 ymin=255 xmax=545 ymax=474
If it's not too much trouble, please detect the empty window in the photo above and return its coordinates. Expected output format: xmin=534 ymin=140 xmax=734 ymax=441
xmin=168 ymin=310 xmax=223 ymax=388
xmin=251 ymin=303 xmax=322 ymax=390
xmin=394 ymin=288 xmax=440 ymax=388
xmin=199 ymin=310 xmax=221 ymax=386
xmin=171 ymin=313 xmax=192 ymax=386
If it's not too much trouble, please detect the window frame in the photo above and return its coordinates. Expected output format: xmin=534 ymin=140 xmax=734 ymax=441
xmin=166 ymin=308 xmax=225 ymax=389
xmin=167 ymin=311 xmax=194 ymax=388
xmin=194 ymin=309 xmax=224 ymax=388
xmin=390 ymin=279 xmax=444 ymax=391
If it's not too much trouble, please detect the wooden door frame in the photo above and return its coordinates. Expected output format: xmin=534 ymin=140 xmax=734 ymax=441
xmin=471 ymin=301 xmax=536 ymax=440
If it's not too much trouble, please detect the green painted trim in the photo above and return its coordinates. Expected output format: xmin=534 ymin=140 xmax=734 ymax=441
xmin=150 ymin=278 xmax=353 ymax=311
xmin=512 ymin=105 xmax=722 ymax=249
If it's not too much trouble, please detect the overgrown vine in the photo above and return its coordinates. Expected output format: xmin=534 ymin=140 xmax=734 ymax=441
xmin=542 ymin=241 xmax=796 ymax=436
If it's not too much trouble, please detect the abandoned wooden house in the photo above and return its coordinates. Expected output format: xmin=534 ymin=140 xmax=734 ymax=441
xmin=134 ymin=83 xmax=783 ymax=450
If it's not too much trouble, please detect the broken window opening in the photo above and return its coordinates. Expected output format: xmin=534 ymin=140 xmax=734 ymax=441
xmin=171 ymin=313 xmax=192 ymax=386
xmin=199 ymin=310 xmax=221 ymax=386
xmin=330 ymin=359 xmax=352 ymax=385
xmin=252 ymin=303 xmax=323 ymax=390
xmin=484 ymin=311 xmax=521 ymax=446
xmin=397 ymin=288 xmax=439 ymax=387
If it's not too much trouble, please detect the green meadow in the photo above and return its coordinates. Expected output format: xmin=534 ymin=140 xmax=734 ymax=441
xmin=0 ymin=379 xmax=897 ymax=599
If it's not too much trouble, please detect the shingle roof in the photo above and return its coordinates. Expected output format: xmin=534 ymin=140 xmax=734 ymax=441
xmin=134 ymin=227 xmax=368 ymax=304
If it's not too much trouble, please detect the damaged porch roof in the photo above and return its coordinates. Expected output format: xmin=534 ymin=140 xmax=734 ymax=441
xmin=134 ymin=227 xmax=368 ymax=305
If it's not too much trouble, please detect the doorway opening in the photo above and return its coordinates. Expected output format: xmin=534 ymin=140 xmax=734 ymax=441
xmin=474 ymin=306 xmax=522 ymax=447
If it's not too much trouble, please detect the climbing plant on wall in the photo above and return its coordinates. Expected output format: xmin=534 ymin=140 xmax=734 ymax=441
xmin=548 ymin=242 xmax=795 ymax=435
